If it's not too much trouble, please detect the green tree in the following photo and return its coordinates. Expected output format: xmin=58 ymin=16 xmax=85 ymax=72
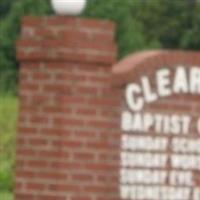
xmin=0 ymin=0 xmax=52 ymax=94
xmin=131 ymin=0 xmax=194 ymax=49
xmin=180 ymin=0 xmax=200 ymax=49
xmin=85 ymin=0 xmax=200 ymax=51
xmin=84 ymin=0 xmax=160 ymax=57
xmin=0 ymin=0 xmax=15 ymax=19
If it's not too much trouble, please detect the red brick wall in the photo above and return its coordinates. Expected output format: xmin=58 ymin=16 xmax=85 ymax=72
xmin=16 ymin=16 xmax=200 ymax=200
xmin=15 ymin=16 xmax=121 ymax=200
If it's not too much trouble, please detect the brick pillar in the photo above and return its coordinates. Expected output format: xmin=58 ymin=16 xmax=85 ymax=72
xmin=15 ymin=16 xmax=120 ymax=200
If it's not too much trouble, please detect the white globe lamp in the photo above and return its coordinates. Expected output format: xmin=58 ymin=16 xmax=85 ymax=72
xmin=51 ymin=0 xmax=87 ymax=16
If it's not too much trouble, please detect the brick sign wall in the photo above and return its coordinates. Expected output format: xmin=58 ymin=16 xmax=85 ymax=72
xmin=15 ymin=16 xmax=200 ymax=200
xmin=112 ymin=51 xmax=200 ymax=200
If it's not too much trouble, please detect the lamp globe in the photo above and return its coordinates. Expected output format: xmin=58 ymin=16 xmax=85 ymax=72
xmin=51 ymin=0 xmax=87 ymax=16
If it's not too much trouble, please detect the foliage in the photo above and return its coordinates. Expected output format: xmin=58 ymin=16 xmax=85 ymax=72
xmin=84 ymin=0 xmax=161 ymax=57
xmin=131 ymin=0 xmax=197 ymax=49
xmin=0 ymin=0 xmax=52 ymax=94
xmin=84 ymin=0 xmax=200 ymax=52
xmin=180 ymin=2 xmax=200 ymax=49
xmin=1 ymin=0 xmax=200 ymax=93
xmin=0 ymin=0 xmax=15 ymax=19
xmin=0 ymin=96 xmax=18 ymax=192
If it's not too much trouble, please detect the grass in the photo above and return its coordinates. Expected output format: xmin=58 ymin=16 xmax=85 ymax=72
xmin=0 ymin=191 xmax=13 ymax=200
xmin=0 ymin=95 xmax=18 ymax=200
